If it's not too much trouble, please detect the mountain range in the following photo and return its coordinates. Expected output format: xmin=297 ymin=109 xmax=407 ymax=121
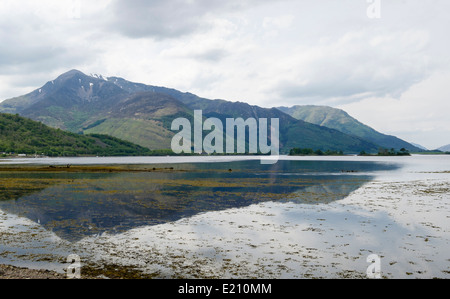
xmin=438 ymin=144 xmax=450 ymax=152
xmin=277 ymin=105 xmax=422 ymax=152
xmin=0 ymin=69 xmax=422 ymax=154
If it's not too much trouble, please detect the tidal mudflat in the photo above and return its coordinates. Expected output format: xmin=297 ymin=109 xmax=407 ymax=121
xmin=0 ymin=155 xmax=448 ymax=278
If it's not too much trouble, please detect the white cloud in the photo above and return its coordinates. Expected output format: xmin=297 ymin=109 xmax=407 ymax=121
xmin=339 ymin=71 xmax=450 ymax=149
xmin=266 ymin=28 xmax=432 ymax=106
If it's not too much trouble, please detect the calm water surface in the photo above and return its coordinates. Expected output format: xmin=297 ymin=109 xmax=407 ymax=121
xmin=0 ymin=155 xmax=448 ymax=278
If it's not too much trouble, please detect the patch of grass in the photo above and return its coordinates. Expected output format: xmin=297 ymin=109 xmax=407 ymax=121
xmin=84 ymin=118 xmax=174 ymax=150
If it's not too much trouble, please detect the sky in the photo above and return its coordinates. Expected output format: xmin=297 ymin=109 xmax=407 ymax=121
xmin=0 ymin=0 xmax=449 ymax=149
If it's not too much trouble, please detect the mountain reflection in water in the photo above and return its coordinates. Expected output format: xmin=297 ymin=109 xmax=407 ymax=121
xmin=0 ymin=160 xmax=399 ymax=242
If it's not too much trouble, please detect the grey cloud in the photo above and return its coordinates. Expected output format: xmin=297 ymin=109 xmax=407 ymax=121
xmin=107 ymin=0 xmax=283 ymax=39
xmin=0 ymin=29 xmax=93 ymax=78
xmin=273 ymin=71 xmax=428 ymax=106
xmin=192 ymin=48 xmax=229 ymax=62
xmin=0 ymin=6 xmax=101 ymax=99
xmin=275 ymin=66 xmax=424 ymax=102
xmin=109 ymin=0 xmax=200 ymax=38
xmin=269 ymin=29 xmax=433 ymax=106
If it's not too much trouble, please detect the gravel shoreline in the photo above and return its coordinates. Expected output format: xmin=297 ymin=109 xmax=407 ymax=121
xmin=0 ymin=263 xmax=155 ymax=279
xmin=0 ymin=264 xmax=66 ymax=279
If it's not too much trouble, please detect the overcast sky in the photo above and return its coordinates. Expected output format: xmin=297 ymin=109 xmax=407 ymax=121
xmin=1 ymin=0 xmax=449 ymax=149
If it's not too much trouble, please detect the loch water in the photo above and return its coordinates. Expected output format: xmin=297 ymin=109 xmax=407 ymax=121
xmin=0 ymin=155 xmax=449 ymax=278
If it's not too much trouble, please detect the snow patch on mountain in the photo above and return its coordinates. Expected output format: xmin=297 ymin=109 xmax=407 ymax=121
xmin=89 ymin=73 xmax=107 ymax=81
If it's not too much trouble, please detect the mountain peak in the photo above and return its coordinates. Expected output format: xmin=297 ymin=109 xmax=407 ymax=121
xmin=55 ymin=70 xmax=110 ymax=83
xmin=89 ymin=73 xmax=107 ymax=81
xmin=277 ymin=105 xmax=422 ymax=152
xmin=53 ymin=69 xmax=89 ymax=84
xmin=438 ymin=144 xmax=450 ymax=152
xmin=53 ymin=69 xmax=112 ymax=88
xmin=59 ymin=69 xmax=85 ymax=77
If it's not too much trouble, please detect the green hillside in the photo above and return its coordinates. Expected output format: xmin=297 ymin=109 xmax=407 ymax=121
xmin=277 ymin=105 xmax=422 ymax=152
xmin=83 ymin=91 xmax=194 ymax=149
xmin=0 ymin=113 xmax=152 ymax=157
